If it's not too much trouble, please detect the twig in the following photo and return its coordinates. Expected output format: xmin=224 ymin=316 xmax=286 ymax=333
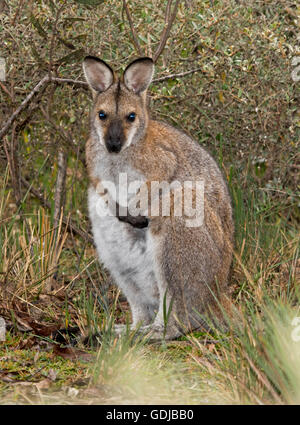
xmin=52 ymin=77 xmax=88 ymax=87
xmin=122 ymin=0 xmax=142 ymax=56
xmin=153 ymin=0 xmax=180 ymax=63
xmin=0 ymin=81 xmax=13 ymax=99
xmin=152 ymin=67 xmax=204 ymax=83
xmin=48 ymin=4 xmax=65 ymax=78
xmin=53 ymin=150 xmax=67 ymax=232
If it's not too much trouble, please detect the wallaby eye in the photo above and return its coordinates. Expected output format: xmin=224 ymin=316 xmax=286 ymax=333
xmin=99 ymin=110 xmax=107 ymax=120
xmin=127 ymin=112 xmax=136 ymax=122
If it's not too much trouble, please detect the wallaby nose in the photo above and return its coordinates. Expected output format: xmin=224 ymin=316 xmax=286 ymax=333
xmin=105 ymin=120 xmax=124 ymax=153
xmin=106 ymin=137 xmax=122 ymax=153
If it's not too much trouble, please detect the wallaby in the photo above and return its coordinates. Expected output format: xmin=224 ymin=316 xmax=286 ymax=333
xmin=83 ymin=56 xmax=234 ymax=340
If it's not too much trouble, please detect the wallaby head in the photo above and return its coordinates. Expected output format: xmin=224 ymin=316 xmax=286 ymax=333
xmin=83 ymin=56 xmax=154 ymax=154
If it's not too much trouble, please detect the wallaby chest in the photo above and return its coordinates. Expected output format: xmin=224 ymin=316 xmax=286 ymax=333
xmin=96 ymin=152 xmax=146 ymax=205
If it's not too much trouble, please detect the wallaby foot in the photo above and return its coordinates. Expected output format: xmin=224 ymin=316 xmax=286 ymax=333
xmin=113 ymin=323 xmax=175 ymax=342
xmin=136 ymin=323 xmax=182 ymax=342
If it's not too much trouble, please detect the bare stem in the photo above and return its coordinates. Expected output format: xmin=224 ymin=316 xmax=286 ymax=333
xmin=153 ymin=0 xmax=180 ymax=63
xmin=152 ymin=67 xmax=204 ymax=83
xmin=122 ymin=0 xmax=143 ymax=56
xmin=53 ymin=150 xmax=67 ymax=231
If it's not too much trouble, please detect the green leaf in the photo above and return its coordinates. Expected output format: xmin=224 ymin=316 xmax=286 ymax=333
xmin=57 ymin=48 xmax=85 ymax=65
xmin=58 ymin=36 xmax=76 ymax=50
xmin=30 ymin=14 xmax=47 ymax=39
xmin=30 ymin=44 xmax=46 ymax=66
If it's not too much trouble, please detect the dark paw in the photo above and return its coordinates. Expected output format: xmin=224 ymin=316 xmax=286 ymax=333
xmin=118 ymin=214 xmax=149 ymax=229
xmin=116 ymin=202 xmax=149 ymax=228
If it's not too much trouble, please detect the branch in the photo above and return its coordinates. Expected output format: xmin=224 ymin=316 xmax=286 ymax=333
xmin=52 ymin=77 xmax=87 ymax=87
xmin=123 ymin=0 xmax=143 ymax=56
xmin=152 ymin=67 xmax=204 ymax=83
xmin=153 ymin=0 xmax=180 ymax=63
xmin=53 ymin=150 xmax=67 ymax=231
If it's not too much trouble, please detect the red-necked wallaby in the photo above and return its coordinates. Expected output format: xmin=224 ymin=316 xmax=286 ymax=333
xmin=83 ymin=56 xmax=234 ymax=340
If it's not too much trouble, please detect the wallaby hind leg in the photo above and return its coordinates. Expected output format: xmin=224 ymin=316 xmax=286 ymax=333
xmin=146 ymin=219 xmax=230 ymax=340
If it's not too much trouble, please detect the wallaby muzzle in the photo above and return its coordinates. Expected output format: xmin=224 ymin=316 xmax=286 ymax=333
xmin=105 ymin=119 xmax=125 ymax=153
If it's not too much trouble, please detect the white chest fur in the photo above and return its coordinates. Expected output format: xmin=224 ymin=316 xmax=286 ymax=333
xmin=88 ymin=185 xmax=159 ymax=326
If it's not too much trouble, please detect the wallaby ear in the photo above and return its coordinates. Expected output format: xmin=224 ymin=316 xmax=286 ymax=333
xmin=83 ymin=56 xmax=114 ymax=93
xmin=124 ymin=57 xmax=154 ymax=94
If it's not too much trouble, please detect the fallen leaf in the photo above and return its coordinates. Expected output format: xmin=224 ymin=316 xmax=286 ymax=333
xmin=15 ymin=315 xmax=33 ymax=331
xmin=53 ymin=345 xmax=94 ymax=362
